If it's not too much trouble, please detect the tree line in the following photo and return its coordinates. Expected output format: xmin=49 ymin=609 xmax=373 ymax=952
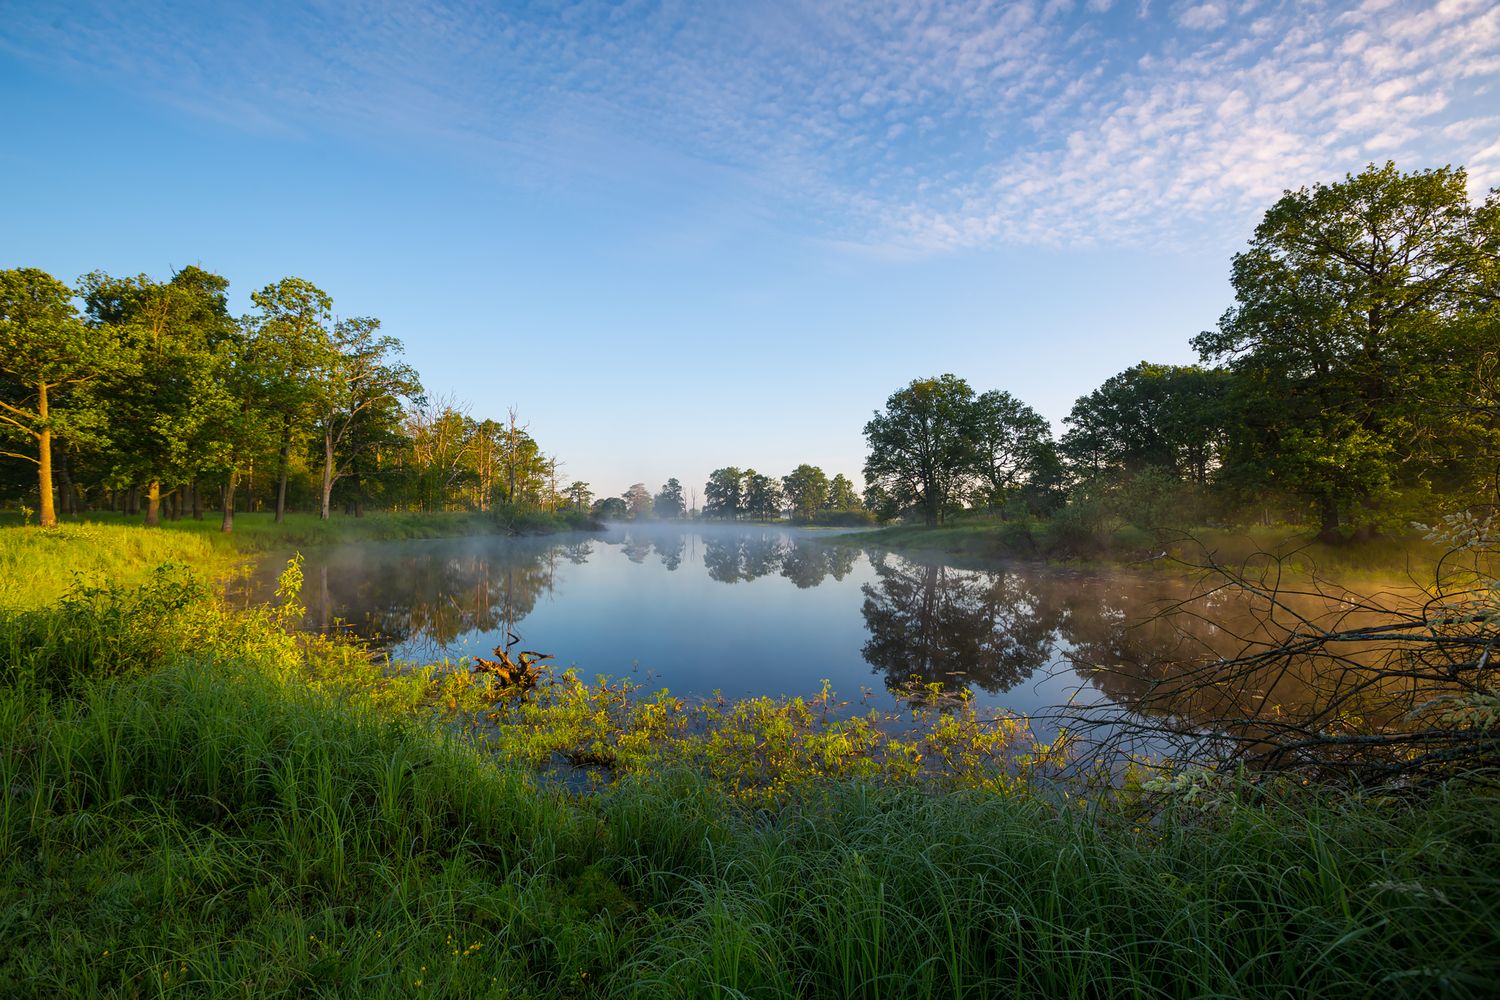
xmin=0 ymin=268 xmax=573 ymax=528
xmin=575 ymin=467 xmax=870 ymax=525
xmin=862 ymin=162 xmax=1500 ymax=539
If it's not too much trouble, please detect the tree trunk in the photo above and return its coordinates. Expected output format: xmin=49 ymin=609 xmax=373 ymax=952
xmin=36 ymin=382 xmax=56 ymax=527
xmin=320 ymin=430 xmax=335 ymax=521
xmin=191 ymin=480 xmax=203 ymax=520
xmin=170 ymin=486 xmax=183 ymax=521
xmin=221 ymin=472 xmax=239 ymax=533
xmin=275 ymin=416 xmax=292 ymax=523
xmin=1316 ymin=496 xmax=1341 ymax=544
xmin=56 ymin=449 xmax=76 ymax=517
xmin=126 ymin=487 xmax=139 ymax=516
xmin=145 ymin=480 xmax=162 ymax=527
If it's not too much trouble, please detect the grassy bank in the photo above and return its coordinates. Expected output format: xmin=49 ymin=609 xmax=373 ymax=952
xmin=1 ymin=524 xmax=1497 ymax=996
xmin=0 ymin=509 xmax=597 ymax=608
xmin=842 ymin=518 xmax=1449 ymax=582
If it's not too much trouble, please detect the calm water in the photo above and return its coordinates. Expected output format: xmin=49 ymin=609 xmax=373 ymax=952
xmin=244 ymin=523 xmax=1382 ymax=738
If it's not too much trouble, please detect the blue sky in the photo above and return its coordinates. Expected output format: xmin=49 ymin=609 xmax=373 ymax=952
xmin=3 ymin=0 xmax=1498 ymax=501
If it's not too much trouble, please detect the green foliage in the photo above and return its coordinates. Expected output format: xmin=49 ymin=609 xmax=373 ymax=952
xmin=782 ymin=463 xmax=830 ymax=522
xmin=1195 ymin=161 xmax=1500 ymax=538
xmin=0 ymin=268 xmax=129 ymax=526
xmin=864 ymin=376 xmax=1057 ymax=526
xmin=703 ymin=466 xmax=743 ymax=519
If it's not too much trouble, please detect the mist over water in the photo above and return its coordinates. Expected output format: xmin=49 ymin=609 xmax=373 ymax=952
xmin=245 ymin=523 xmax=1348 ymax=734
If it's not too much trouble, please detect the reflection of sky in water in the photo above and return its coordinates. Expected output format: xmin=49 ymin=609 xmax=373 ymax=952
xmin=249 ymin=523 xmax=1352 ymax=735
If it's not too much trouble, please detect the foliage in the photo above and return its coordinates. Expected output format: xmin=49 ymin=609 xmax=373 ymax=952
xmin=862 ymin=374 xmax=979 ymax=526
xmin=864 ymin=376 xmax=1058 ymax=526
xmin=652 ymin=478 xmax=686 ymax=519
xmin=1194 ymin=161 xmax=1500 ymax=539
xmin=0 ymin=268 xmax=127 ymax=526
xmin=781 ymin=463 xmax=829 ymax=522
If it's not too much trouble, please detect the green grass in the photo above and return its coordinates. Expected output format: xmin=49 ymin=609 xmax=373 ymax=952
xmin=1 ymin=523 xmax=1497 ymax=996
xmin=0 ymin=509 xmax=598 ymax=609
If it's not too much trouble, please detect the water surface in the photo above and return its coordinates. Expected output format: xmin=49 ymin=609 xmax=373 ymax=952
xmin=247 ymin=523 xmax=1390 ymax=737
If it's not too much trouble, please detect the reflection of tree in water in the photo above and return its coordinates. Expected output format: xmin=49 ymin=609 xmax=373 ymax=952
xmin=652 ymin=535 xmax=685 ymax=571
xmin=300 ymin=538 xmax=572 ymax=652
xmin=618 ymin=532 xmax=653 ymax=564
xmin=860 ymin=553 xmax=1057 ymax=697
xmin=780 ymin=543 xmax=859 ymax=589
xmin=1053 ymin=577 xmax=1365 ymax=732
xmin=702 ymin=533 xmax=791 ymax=583
xmin=559 ymin=540 xmax=594 ymax=565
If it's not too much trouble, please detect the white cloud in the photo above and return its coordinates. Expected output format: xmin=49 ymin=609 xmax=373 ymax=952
xmin=4 ymin=0 xmax=1499 ymax=253
xmin=1178 ymin=3 xmax=1229 ymax=30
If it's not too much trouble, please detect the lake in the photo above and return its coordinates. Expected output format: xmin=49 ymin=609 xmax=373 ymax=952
xmin=243 ymin=522 xmax=1388 ymax=744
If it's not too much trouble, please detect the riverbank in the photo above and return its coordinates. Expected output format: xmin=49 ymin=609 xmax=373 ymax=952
xmin=1 ymin=523 xmax=1496 ymax=996
xmin=0 ymin=510 xmax=598 ymax=608
xmin=837 ymin=518 xmax=1449 ymax=583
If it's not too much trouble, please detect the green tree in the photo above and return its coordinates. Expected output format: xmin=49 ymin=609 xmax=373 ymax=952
xmin=782 ymin=463 xmax=830 ymax=522
xmin=828 ymin=473 xmax=862 ymax=512
xmin=969 ymin=389 xmax=1055 ymax=511
xmin=250 ymin=277 xmax=333 ymax=522
xmin=862 ymin=374 xmax=977 ymax=526
xmin=315 ymin=316 xmax=421 ymax=520
xmin=1061 ymin=363 xmax=1227 ymax=486
xmin=704 ymin=467 xmax=743 ymax=519
xmin=654 ymin=478 xmax=686 ymax=519
xmin=1194 ymin=162 xmax=1500 ymax=538
xmin=565 ymin=481 xmax=594 ymax=512
xmin=0 ymin=268 xmax=122 ymax=527
xmin=742 ymin=469 xmax=783 ymax=521
xmin=79 ymin=267 xmax=235 ymax=525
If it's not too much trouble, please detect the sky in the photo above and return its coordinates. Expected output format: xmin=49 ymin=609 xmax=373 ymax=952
xmin=3 ymin=0 xmax=1498 ymax=501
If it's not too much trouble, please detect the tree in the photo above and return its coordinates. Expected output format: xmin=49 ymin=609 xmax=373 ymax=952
xmin=565 ymin=481 xmax=594 ymax=512
xmin=862 ymin=374 xmax=977 ymax=526
xmin=1061 ymin=363 xmax=1227 ymax=486
xmin=969 ymin=389 xmax=1055 ymax=511
xmin=623 ymin=482 xmax=654 ymax=520
xmin=704 ymin=467 xmax=743 ymax=519
xmin=828 ymin=473 xmax=862 ymax=512
xmin=79 ymin=266 xmax=235 ymax=526
xmin=315 ymin=317 xmax=422 ymax=520
xmin=782 ymin=464 xmax=830 ymax=522
xmin=742 ymin=469 xmax=783 ymax=521
xmin=250 ymin=277 xmax=333 ymax=522
xmin=0 ymin=268 xmax=123 ymax=527
xmin=592 ymin=496 xmax=628 ymax=520
xmin=1193 ymin=162 xmax=1500 ymax=539
xmin=654 ymin=478 xmax=686 ymax=519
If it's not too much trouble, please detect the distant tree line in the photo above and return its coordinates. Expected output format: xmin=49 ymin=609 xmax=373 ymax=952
xmin=582 ymin=468 xmax=869 ymax=525
xmin=862 ymin=162 xmax=1500 ymax=539
xmin=0 ymin=268 xmax=574 ymax=528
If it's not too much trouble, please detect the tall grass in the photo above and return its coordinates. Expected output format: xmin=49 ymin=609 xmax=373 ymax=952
xmin=1 ymin=526 xmax=1496 ymax=996
xmin=0 ymin=523 xmax=234 ymax=609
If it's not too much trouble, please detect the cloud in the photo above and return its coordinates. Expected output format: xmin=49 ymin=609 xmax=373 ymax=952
xmin=1178 ymin=3 xmax=1229 ymax=30
xmin=4 ymin=0 xmax=1498 ymax=252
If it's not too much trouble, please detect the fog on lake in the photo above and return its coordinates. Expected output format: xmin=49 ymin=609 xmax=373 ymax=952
xmin=243 ymin=523 xmax=1370 ymax=736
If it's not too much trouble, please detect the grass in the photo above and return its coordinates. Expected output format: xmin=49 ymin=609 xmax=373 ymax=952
xmin=0 ymin=521 xmax=1496 ymax=996
xmin=0 ymin=508 xmax=598 ymax=608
